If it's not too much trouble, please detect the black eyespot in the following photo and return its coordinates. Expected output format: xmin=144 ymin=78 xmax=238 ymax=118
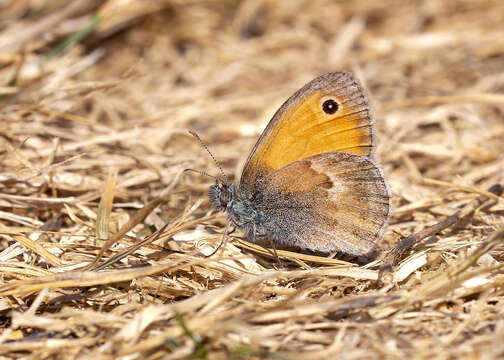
xmin=322 ymin=99 xmax=339 ymax=114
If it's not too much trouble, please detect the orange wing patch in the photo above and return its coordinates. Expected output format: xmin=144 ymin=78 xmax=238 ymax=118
xmin=264 ymin=90 xmax=372 ymax=164
xmin=240 ymin=72 xmax=374 ymax=193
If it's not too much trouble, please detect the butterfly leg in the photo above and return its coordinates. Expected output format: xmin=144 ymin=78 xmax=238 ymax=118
xmin=205 ymin=221 xmax=230 ymax=257
xmin=267 ymin=237 xmax=282 ymax=265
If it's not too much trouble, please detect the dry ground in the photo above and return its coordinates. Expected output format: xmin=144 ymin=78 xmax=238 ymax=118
xmin=1 ymin=0 xmax=504 ymax=359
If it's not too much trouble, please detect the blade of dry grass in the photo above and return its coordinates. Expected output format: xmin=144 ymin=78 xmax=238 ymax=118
xmin=1 ymin=1 xmax=504 ymax=358
xmin=95 ymin=167 xmax=117 ymax=240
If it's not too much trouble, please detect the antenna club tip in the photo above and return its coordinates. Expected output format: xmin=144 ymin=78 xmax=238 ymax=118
xmin=188 ymin=130 xmax=200 ymax=139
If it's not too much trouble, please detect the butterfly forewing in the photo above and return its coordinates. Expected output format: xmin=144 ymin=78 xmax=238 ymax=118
xmin=240 ymin=72 xmax=374 ymax=195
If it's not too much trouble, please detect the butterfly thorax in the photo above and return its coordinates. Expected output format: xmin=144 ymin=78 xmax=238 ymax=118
xmin=208 ymin=183 xmax=266 ymax=238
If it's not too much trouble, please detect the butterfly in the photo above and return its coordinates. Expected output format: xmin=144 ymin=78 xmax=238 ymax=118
xmin=206 ymin=72 xmax=390 ymax=256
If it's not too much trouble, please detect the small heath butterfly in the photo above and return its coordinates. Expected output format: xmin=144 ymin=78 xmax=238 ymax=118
xmin=207 ymin=72 xmax=390 ymax=256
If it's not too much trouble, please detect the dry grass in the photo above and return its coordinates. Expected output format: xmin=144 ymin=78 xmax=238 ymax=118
xmin=1 ymin=0 xmax=504 ymax=359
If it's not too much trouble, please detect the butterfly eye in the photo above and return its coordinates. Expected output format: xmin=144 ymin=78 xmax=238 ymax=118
xmin=322 ymin=99 xmax=339 ymax=114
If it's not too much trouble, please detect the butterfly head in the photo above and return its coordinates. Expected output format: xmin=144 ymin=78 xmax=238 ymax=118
xmin=208 ymin=181 xmax=236 ymax=212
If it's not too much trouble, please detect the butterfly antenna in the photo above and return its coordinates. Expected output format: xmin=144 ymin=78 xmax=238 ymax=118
xmin=189 ymin=130 xmax=228 ymax=183
xmin=184 ymin=168 xmax=218 ymax=180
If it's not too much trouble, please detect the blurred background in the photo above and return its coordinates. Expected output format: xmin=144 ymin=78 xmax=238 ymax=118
xmin=1 ymin=0 xmax=503 ymax=205
xmin=2 ymin=0 xmax=504 ymax=246
xmin=1 ymin=0 xmax=504 ymax=358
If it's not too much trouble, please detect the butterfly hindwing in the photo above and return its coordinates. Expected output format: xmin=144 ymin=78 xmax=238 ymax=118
xmin=251 ymin=152 xmax=390 ymax=255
